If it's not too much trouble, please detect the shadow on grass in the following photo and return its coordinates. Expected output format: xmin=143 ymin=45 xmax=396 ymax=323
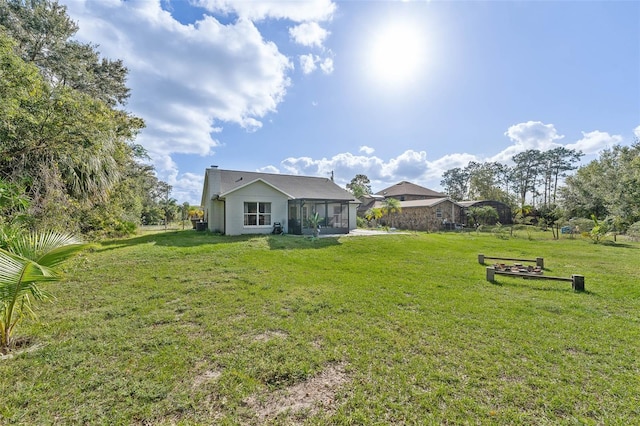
xmin=599 ymin=241 xmax=638 ymax=249
xmin=266 ymin=235 xmax=341 ymax=250
xmin=96 ymin=229 xmax=341 ymax=252
xmin=488 ymin=278 xmax=595 ymax=295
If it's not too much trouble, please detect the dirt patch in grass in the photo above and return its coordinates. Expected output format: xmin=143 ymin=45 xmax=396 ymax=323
xmin=244 ymin=362 xmax=349 ymax=423
xmin=1 ymin=337 xmax=43 ymax=359
xmin=252 ymin=330 xmax=288 ymax=342
xmin=192 ymin=369 xmax=222 ymax=388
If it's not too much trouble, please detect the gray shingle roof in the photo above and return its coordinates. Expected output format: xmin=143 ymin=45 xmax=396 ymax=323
xmin=217 ymin=169 xmax=357 ymax=201
xmin=375 ymin=181 xmax=445 ymax=198
xmin=371 ymin=197 xmax=458 ymax=209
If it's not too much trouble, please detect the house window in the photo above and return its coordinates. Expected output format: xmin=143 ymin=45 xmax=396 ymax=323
xmin=244 ymin=202 xmax=271 ymax=226
xmin=436 ymin=207 xmax=442 ymax=219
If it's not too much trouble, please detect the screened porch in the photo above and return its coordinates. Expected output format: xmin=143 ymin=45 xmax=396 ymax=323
xmin=287 ymin=200 xmax=351 ymax=235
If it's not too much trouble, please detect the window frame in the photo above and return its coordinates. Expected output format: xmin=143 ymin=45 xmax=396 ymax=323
xmin=243 ymin=202 xmax=272 ymax=227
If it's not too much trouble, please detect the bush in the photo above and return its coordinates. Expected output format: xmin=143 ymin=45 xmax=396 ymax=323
xmin=356 ymin=216 xmax=368 ymax=228
xmin=627 ymin=221 xmax=640 ymax=242
xmin=569 ymin=218 xmax=594 ymax=233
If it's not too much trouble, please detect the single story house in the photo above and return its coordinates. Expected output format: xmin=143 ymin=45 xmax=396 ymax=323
xmin=367 ymin=197 xmax=463 ymax=232
xmin=200 ymin=167 xmax=360 ymax=236
xmin=358 ymin=181 xmax=463 ymax=231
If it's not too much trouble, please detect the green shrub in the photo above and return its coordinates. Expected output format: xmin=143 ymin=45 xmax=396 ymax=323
xmin=356 ymin=216 xmax=368 ymax=228
xmin=627 ymin=221 xmax=640 ymax=242
xmin=569 ymin=217 xmax=594 ymax=233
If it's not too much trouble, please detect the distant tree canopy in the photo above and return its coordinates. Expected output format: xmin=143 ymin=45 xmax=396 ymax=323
xmin=441 ymin=143 xmax=640 ymax=232
xmin=441 ymin=148 xmax=583 ymax=210
xmin=0 ymin=0 xmax=168 ymax=237
xmin=346 ymin=174 xmax=372 ymax=198
xmin=560 ymin=142 xmax=640 ymax=230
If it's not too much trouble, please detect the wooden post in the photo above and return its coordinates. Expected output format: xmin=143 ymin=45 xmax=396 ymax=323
xmin=486 ymin=267 xmax=495 ymax=282
xmin=572 ymin=275 xmax=585 ymax=292
xmin=478 ymin=254 xmax=485 ymax=264
xmin=536 ymin=257 xmax=544 ymax=268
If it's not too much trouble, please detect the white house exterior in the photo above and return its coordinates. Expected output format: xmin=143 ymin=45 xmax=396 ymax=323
xmin=200 ymin=167 xmax=359 ymax=236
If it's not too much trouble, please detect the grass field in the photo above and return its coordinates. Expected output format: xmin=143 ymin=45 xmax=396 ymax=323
xmin=1 ymin=229 xmax=639 ymax=424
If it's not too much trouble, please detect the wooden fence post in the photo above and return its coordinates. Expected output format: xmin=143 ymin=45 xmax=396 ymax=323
xmin=536 ymin=257 xmax=544 ymax=268
xmin=478 ymin=254 xmax=485 ymax=264
xmin=486 ymin=267 xmax=495 ymax=282
xmin=572 ymin=275 xmax=585 ymax=292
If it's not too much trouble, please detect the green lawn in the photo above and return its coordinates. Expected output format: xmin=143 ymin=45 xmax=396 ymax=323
xmin=1 ymin=229 xmax=639 ymax=424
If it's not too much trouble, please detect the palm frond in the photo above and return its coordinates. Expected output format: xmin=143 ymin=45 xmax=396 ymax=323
xmin=8 ymin=231 xmax=87 ymax=268
xmin=0 ymin=230 xmax=85 ymax=349
xmin=0 ymin=250 xmax=59 ymax=301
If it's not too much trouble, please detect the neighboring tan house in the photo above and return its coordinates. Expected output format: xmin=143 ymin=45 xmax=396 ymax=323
xmin=200 ymin=167 xmax=359 ymax=236
xmin=359 ymin=181 xmax=463 ymax=231
xmin=367 ymin=197 xmax=463 ymax=232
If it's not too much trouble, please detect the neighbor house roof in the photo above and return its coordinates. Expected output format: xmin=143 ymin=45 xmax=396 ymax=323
xmin=457 ymin=200 xmax=511 ymax=208
xmin=210 ymin=169 xmax=358 ymax=201
xmin=370 ymin=197 xmax=460 ymax=209
xmin=457 ymin=201 xmax=481 ymax=207
xmin=376 ymin=181 xmax=446 ymax=198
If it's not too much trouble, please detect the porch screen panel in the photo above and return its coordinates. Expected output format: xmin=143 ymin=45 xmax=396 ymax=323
xmin=312 ymin=203 xmax=326 ymax=227
xmin=328 ymin=203 xmax=347 ymax=228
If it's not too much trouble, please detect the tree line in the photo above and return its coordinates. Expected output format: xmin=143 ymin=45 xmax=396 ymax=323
xmin=0 ymin=0 xmax=189 ymax=239
xmin=346 ymin=142 xmax=640 ymax=234
xmin=440 ymin=147 xmax=584 ymax=210
xmin=439 ymin=144 xmax=640 ymax=232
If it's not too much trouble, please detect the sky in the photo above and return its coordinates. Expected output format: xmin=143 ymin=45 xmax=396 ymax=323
xmin=59 ymin=0 xmax=640 ymax=205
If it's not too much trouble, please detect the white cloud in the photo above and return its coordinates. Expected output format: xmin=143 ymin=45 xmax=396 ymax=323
xmin=359 ymin=145 xmax=375 ymax=155
xmin=299 ymin=54 xmax=317 ymax=74
xmin=194 ymin=0 xmax=336 ymax=22
xmin=634 ymin=125 xmax=640 ymax=139
xmin=384 ymin=150 xmax=428 ymax=179
xmin=319 ymin=57 xmax=334 ymax=74
xmin=566 ymin=130 xmax=623 ymax=155
xmin=167 ymin=171 xmax=206 ymax=205
xmin=299 ymin=54 xmax=333 ymax=75
xmin=61 ymin=0 xmax=292 ymax=174
xmin=492 ymin=121 xmax=565 ymax=162
xmin=289 ymin=22 xmax=329 ymax=47
xmin=424 ymin=153 xmax=479 ymax=181
xmin=504 ymin=121 xmax=564 ymax=148
xmin=281 ymin=150 xmax=435 ymax=191
xmin=256 ymin=165 xmax=281 ymax=174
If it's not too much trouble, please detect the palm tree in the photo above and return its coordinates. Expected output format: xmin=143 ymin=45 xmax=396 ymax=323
xmin=0 ymin=231 xmax=87 ymax=353
xmin=364 ymin=208 xmax=383 ymax=227
xmin=382 ymin=198 xmax=402 ymax=228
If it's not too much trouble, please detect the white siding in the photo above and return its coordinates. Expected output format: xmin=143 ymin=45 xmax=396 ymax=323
xmin=348 ymin=203 xmax=358 ymax=231
xmin=209 ymin=199 xmax=225 ymax=233
xmin=224 ymin=181 xmax=289 ymax=236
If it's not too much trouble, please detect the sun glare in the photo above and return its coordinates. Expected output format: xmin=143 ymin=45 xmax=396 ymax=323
xmin=369 ymin=23 xmax=427 ymax=87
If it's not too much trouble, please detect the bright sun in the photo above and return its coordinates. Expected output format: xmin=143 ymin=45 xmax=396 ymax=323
xmin=369 ymin=23 xmax=427 ymax=86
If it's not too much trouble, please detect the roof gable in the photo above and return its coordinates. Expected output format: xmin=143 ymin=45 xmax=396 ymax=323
xmin=208 ymin=169 xmax=357 ymax=201
xmin=371 ymin=197 xmax=461 ymax=209
xmin=376 ymin=181 xmax=445 ymax=198
xmin=219 ymin=178 xmax=294 ymax=198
